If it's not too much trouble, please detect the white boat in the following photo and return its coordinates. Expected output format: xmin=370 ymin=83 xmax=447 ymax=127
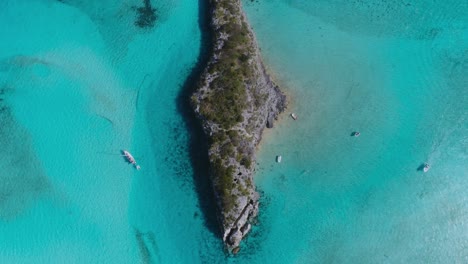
xmin=123 ymin=150 xmax=136 ymax=164
xmin=276 ymin=155 xmax=282 ymax=163
xmin=291 ymin=113 xmax=298 ymax=120
xmin=423 ymin=163 xmax=430 ymax=173
xmin=122 ymin=150 xmax=140 ymax=170
xmin=353 ymin=131 xmax=361 ymax=137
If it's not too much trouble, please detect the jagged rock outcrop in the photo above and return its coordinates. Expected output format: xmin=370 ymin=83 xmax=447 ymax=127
xmin=191 ymin=0 xmax=286 ymax=252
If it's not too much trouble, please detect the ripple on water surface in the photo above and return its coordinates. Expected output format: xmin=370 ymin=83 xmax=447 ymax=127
xmin=238 ymin=0 xmax=468 ymax=263
xmin=0 ymin=0 xmax=219 ymax=262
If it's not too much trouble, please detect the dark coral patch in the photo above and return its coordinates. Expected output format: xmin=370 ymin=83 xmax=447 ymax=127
xmin=134 ymin=0 xmax=157 ymax=29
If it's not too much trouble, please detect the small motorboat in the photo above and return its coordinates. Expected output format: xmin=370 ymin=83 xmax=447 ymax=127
xmin=276 ymin=155 xmax=282 ymax=163
xmin=122 ymin=150 xmax=140 ymax=170
xmin=353 ymin=131 xmax=361 ymax=137
xmin=423 ymin=163 xmax=430 ymax=173
xmin=123 ymin=150 xmax=136 ymax=164
xmin=291 ymin=113 xmax=298 ymax=120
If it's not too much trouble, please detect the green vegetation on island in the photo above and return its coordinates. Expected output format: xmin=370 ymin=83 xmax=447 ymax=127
xmin=192 ymin=0 xmax=258 ymax=213
xmin=196 ymin=3 xmax=254 ymax=129
xmin=191 ymin=0 xmax=286 ymax=252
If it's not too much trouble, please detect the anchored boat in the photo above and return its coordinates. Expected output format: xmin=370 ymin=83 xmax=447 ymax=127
xmin=423 ymin=163 xmax=430 ymax=173
xmin=276 ymin=155 xmax=282 ymax=163
xmin=291 ymin=113 xmax=298 ymax=120
xmin=122 ymin=150 xmax=141 ymax=170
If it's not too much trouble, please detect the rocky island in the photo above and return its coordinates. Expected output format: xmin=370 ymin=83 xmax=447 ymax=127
xmin=191 ymin=0 xmax=286 ymax=253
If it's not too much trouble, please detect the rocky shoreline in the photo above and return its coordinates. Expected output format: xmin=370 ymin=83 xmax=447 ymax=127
xmin=191 ymin=0 xmax=286 ymax=253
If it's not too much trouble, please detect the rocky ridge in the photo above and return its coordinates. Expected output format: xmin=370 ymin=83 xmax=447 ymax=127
xmin=191 ymin=0 xmax=286 ymax=252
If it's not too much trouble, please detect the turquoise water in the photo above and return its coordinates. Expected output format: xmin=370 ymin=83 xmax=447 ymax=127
xmin=0 ymin=0 xmax=222 ymax=262
xmin=1 ymin=0 xmax=467 ymax=263
xmin=238 ymin=0 xmax=468 ymax=263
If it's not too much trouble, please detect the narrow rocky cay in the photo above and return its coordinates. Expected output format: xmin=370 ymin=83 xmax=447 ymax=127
xmin=191 ymin=0 xmax=286 ymax=253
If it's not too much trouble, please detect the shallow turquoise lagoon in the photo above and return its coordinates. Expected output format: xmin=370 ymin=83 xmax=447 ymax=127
xmin=238 ymin=0 xmax=467 ymax=263
xmin=0 ymin=0 xmax=222 ymax=263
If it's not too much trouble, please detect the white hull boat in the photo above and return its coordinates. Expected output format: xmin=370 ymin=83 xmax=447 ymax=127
xmin=276 ymin=155 xmax=282 ymax=163
xmin=423 ymin=163 xmax=430 ymax=173
xmin=123 ymin=150 xmax=141 ymax=170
